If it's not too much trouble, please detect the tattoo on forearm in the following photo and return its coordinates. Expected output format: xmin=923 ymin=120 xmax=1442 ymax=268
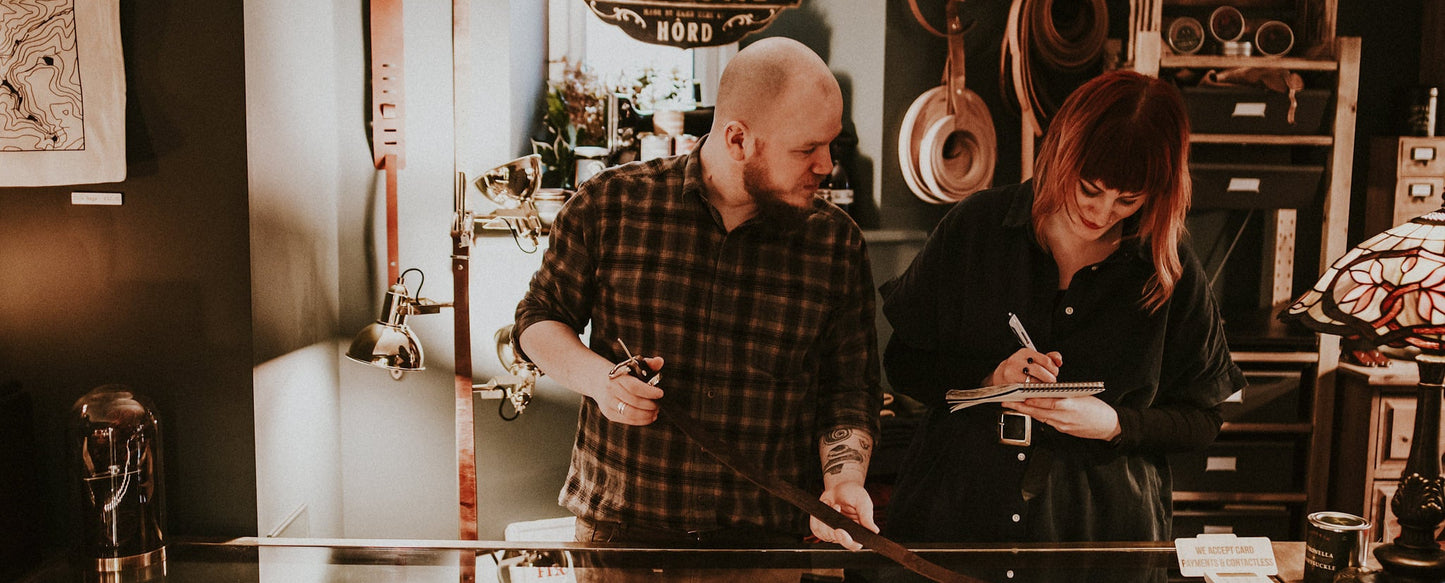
xmin=821 ymin=430 xmax=873 ymax=476
xmin=823 ymin=444 xmax=866 ymax=475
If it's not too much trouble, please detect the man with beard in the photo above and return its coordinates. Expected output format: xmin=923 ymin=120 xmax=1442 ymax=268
xmin=514 ymin=37 xmax=881 ymax=580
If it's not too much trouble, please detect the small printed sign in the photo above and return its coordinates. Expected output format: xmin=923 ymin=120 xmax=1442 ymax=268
xmin=584 ymin=1 xmax=802 ymax=49
xmin=1176 ymin=534 xmax=1277 ymax=577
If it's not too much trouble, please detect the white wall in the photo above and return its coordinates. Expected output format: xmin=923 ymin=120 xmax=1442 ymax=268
xmin=245 ymin=0 xmax=359 ymax=538
xmin=249 ymin=0 xmax=570 ymax=541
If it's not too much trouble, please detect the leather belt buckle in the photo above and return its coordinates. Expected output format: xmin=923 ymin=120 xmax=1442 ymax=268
xmin=999 ymin=411 xmax=1032 ymax=446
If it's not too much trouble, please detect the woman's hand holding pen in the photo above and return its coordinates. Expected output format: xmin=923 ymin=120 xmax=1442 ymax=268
xmin=987 ymin=348 xmax=1063 ymax=385
xmin=1004 ymin=395 xmax=1122 ymax=442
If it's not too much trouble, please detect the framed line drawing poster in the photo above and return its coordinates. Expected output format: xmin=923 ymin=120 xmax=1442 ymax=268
xmin=1 ymin=0 xmax=126 ymax=186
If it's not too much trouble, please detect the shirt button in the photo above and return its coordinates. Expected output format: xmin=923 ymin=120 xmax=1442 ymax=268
xmin=707 ymin=390 xmax=715 ymax=398
xmin=1091 ymin=265 xmax=1098 ymax=271
xmin=1064 ymin=306 xmax=1075 ymax=315
xmin=1011 ymin=514 xmax=1021 ymax=523
xmin=1017 ymin=453 xmax=1026 ymax=461
xmin=1006 ymin=570 xmax=1016 ymax=579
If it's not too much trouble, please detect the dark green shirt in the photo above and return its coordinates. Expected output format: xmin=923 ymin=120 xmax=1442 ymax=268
xmin=880 ymin=181 xmax=1244 ymax=544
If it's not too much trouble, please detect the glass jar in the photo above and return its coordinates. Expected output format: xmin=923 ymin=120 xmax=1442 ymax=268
xmin=70 ymin=385 xmax=166 ymax=576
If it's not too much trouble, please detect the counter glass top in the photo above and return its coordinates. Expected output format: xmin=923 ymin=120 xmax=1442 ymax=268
xmin=16 ymin=538 xmax=1324 ymax=583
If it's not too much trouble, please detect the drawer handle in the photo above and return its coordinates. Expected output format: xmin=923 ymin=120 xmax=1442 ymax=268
xmin=1227 ymin=178 xmax=1261 ymax=193
xmin=1412 ymin=146 xmax=1437 ymax=162
xmin=1410 ymin=183 xmax=1434 ymax=199
xmin=1203 ymin=525 xmax=1235 ymax=534
xmin=1206 ymin=456 xmax=1238 ymax=472
xmin=1231 ymin=102 xmax=1267 ymax=117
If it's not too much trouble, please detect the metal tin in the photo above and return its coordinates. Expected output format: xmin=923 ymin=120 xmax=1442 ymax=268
xmin=1254 ymin=20 xmax=1295 ymax=57
xmin=1166 ymin=17 xmax=1205 ymax=55
xmin=1209 ymin=6 xmax=1247 ymax=43
xmin=1304 ymin=511 xmax=1370 ymax=583
xmin=1221 ymin=40 xmax=1253 ymax=57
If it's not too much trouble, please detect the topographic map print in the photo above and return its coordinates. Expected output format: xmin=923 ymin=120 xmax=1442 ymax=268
xmin=0 ymin=0 xmax=84 ymax=152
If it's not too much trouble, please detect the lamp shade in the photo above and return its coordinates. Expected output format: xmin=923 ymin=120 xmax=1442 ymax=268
xmin=346 ymin=282 xmax=424 ymax=371
xmin=473 ymin=154 xmax=542 ymax=208
xmin=1281 ymin=205 xmax=1445 ymax=354
xmin=1282 ymin=204 xmax=1445 ymax=581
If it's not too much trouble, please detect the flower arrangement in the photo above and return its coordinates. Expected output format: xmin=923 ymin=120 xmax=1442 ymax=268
xmin=611 ymin=65 xmax=695 ymax=114
xmin=531 ymin=61 xmax=697 ymax=188
xmin=532 ymin=61 xmax=608 ymax=188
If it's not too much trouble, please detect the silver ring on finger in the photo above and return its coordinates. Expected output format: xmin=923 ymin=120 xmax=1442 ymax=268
xmin=617 ymin=401 xmax=627 ymax=414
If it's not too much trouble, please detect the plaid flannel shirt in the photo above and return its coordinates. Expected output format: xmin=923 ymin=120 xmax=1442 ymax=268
xmin=515 ymin=143 xmax=881 ymax=533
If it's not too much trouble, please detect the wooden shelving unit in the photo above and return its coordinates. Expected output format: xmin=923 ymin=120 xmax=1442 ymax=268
xmin=1128 ymin=0 xmax=1360 ymax=540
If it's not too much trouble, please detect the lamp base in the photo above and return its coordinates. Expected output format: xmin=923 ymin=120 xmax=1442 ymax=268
xmin=1372 ymin=544 xmax=1445 ymax=583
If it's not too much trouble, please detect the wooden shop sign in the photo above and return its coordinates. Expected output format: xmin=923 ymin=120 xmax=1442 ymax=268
xmin=584 ymin=1 xmax=801 ymax=49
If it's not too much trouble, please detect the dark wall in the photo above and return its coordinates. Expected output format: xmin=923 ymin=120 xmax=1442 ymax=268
xmin=1339 ymin=0 xmax=1426 ymax=244
xmin=0 ymin=0 xmax=256 ymax=550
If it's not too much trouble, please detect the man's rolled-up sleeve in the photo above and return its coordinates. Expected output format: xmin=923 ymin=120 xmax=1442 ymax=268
xmin=514 ymin=189 xmax=599 ymax=353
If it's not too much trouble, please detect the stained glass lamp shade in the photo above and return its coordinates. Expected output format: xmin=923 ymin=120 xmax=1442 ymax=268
xmin=1282 ymin=206 xmax=1445 ymax=581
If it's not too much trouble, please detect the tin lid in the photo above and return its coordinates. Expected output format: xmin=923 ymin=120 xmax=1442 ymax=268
xmin=1308 ymin=511 xmax=1371 ymax=531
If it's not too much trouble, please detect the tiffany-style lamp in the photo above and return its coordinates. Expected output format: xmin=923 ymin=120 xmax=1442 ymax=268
xmin=1282 ymin=206 xmax=1445 ymax=582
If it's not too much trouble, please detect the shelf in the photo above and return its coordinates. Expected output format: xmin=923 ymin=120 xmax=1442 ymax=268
xmin=1220 ymin=422 xmax=1313 ymax=434
xmin=1173 ymin=492 xmax=1309 ymax=504
xmin=1191 ymin=134 xmax=1334 ymax=146
xmin=1221 ymin=304 xmax=1320 ymax=353
xmin=1230 ymin=351 xmax=1320 ymax=364
xmin=1160 ymin=55 xmax=1341 ymax=71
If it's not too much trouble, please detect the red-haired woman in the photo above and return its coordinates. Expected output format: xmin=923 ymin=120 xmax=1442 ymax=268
xmin=878 ymin=70 xmax=1245 ymax=552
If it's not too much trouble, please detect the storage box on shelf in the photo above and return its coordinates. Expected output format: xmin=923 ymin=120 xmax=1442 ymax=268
xmin=1130 ymin=0 xmax=1359 ymax=539
xmin=1168 ymin=359 xmax=1317 ymax=539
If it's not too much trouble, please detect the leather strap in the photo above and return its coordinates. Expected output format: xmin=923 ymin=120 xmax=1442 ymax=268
xmin=654 ymin=399 xmax=980 ymax=583
xmin=370 ymin=0 xmax=405 ymax=169
xmin=451 ymin=172 xmax=478 ymax=542
xmin=908 ymin=0 xmax=947 ymax=38
xmin=384 ymin=153 xmax=400 ymax=283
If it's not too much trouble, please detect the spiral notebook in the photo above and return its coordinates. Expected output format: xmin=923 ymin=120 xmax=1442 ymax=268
xmin=946 ymin=382 xmax=1105 ymax=412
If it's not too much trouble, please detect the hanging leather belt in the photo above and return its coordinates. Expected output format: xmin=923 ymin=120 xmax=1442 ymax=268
xmin=608 ymin=341 xmax=978 ymax=583
xmin=653 ymin=399 xmax=978 ymax=583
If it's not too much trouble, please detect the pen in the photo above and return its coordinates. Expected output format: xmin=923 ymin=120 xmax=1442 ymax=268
xmin=1007 ymin=312 xmax=1037 ymax=351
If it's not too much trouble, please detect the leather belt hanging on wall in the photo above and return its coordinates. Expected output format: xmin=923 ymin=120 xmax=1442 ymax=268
xmin=900 ymin=0 xmax=997 ymax=204
xmin=371 ymin=0 xmax=406 ymax=283
xmin=1001 ymin=0 xmax=1107 ymax=124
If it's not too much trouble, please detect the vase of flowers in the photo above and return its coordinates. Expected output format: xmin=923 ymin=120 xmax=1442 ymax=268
xmin=533 ymin=61 xmax=608 ymax=189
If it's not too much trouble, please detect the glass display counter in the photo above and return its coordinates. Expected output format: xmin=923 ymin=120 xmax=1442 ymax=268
xmin=13 ymin=537 xmax=1329 ymax=583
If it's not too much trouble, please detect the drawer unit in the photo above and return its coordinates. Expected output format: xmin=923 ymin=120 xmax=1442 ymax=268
xmin=1397 ymin=137 xmax=1445 ymax=177
xmin=1191 ymin=163 xmax=1325 ymax=209
xmin=1222 ymin=370 xmax=1306 ymax=424
xmin=1172 ymin=504 xmax=1294 ymax=540
xmin=1181 ymin=87 xmax=1331 ymax=135
xmin=1171 ymin=440 xmax=1299 ymax=493
xmin=1366 ymin=137 xmax=1445 ymax=235
xmin=1370 ymin=395 xmax=1445 ymax=479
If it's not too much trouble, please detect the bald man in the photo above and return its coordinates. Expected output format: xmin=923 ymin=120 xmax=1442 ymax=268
xmin=515 ymin=37 xmax=880 ymax=576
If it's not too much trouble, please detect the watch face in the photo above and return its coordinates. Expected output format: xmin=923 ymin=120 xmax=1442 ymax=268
xmin=1168 ymin=17 xmax=1205 ymax=55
